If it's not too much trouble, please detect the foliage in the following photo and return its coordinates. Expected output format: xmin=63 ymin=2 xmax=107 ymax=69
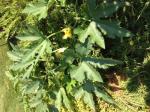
xmin=5 ymin=0 xmax=133 ymax=112
xmin=0 ymin=0 xmax=29 ymax=39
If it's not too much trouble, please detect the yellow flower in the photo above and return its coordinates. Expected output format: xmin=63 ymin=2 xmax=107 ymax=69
xmin=62 ymin=27 xmax=72 ymax=39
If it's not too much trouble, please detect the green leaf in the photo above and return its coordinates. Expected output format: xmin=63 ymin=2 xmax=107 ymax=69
xmin=23 ymin=81 xmax=40 ymax=94
xmin=75 ymin=38 xmax=92 ymax=56
xmin=70 ymin=62 xmax=103 ymax=83
xmin=74 ymin=87 xmax=84 ymax=99
xmin=7 ymin=51 xmax=21 ymax=61
xmin=10 ymin=60 xmax=34 ymax=71
xmin=94 ymin=88 xmax=115 ymax=104
xmin=55 ymin=88 xmax=72 ymax=111
xmin=22 ymin=0 xmax=48 ymax=20
xmin=58 ymin=0 xmax=66 ymax=6
xmin=35 ymin=102 xmax=49 ymax=112
xmin=61 ymin=88 xmax=73 ymax=111
xmin=23 ymin=65 xmax=34 ymax=79
xmin=97 ymin=20 xmax=133 ymax=38
xmin=16 ymin=27 xmax=43 ymax=41
xmin=83 ymin=57 xmax=122 ymax=69
xmin=55 ymin=89 xmax=62 ymax=111
xmin=87 ymin=0 xmax=122 ymax=19
xmin=74 ymin=85 xmax=95 ymax=111
xmin=83 ymin=91 xmax=95 ymax=111
xmin=30 ymin=99 xmax=42 ymax=108
xmin=79 ymin=21 xmax=105 ymax=49
xmin=22 ymin=40 xmax=47 ymax=63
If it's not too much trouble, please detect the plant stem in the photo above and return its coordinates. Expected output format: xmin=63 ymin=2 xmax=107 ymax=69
xmin=47 ymin=31 xmax=62 ymax=39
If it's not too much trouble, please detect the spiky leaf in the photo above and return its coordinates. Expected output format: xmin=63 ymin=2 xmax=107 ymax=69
xmin=83 ymin=91 xmax=95 ymax=111
xmin=78 ymin=21 xmax=105 ymax=49
xmin=16 ymin=27 xmax=43 ymax=41
xmin=97 ymin=20 xmax=133 ymax=38
xmin=70 ymin=62 xmax=103 ymax=83
xmin=83 ymin=57 xmax=122 ymax=69
xmin=87 ymin=0 xmax=122 ymax=19
xmin=55 ymin=89 xmax=62 ymax=111
xmin=94 ymin=88 xmax=115 ymax=104
xmin=23 ymin=0 xmax=48 ymax=20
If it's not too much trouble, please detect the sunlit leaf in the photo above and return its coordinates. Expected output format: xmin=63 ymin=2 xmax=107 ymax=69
xmin=23 ymin=0 xmax=48 ymax=20
xmin=83 ymin=57 xmax=122 ymax=69
xmin=23 ymin=81 xmax=40 ymax=94
xmin=70 ymin=62 xmax=103 ymax=83
xmin=83 ymin=91 xmax=95 ymax=111
xmin=16 ymin=27 xmax=43 ymax=41
xmin=78 ymin=21 xmax=105 ymax=49
xmin=61 ymin=88 xmax=73 ymax=111
xmin=94 ymin=88 xmax=115 ymax=104
xmin=55 ymin=90 xmax=62 ymax=111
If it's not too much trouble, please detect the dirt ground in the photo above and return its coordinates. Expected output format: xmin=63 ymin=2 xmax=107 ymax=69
xmin=0 ymin=40 xmax=24 ymax=112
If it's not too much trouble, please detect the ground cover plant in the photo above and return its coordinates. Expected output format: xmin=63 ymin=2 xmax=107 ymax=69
xmin=0 ymin=0 xmax=150 ymax=112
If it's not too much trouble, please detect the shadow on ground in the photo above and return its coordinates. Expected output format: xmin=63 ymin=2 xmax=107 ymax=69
xmin=127 ymin=55 xmax=150 ymax=106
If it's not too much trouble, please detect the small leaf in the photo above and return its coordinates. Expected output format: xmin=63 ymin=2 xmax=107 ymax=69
xmin=83 ymin=91 xmax=95 ymax=111
xmin=30 ymin=99 xmax=42 ymax=108
xmin=7 ymin=51 xmax=21 ymax=61
xmin=35 ymin=102 xmax=49 ymax=112
xmin=70 ymin=62 xmax=103 ymax=83
xmin=5 ymin=71 xmax=14 ymax=80
xmin=23 ymin=65 xmax=34 ymax=79
xmin=58 ymin=0 xmax=66 ymax=6
xmin=74 ymin=87 xmax=84 ymax=99
xmin=23 ymin=81 xmax=40 ymax=94
xmin=75 ymin=38 xmax=92 ymax=56
xmin=61 ymin=88 xmax=73 ymax=111
xmin=94 ymin=88 xmax=115 ymax=104
xmin=55 ymin=90 xmax=62 ymax=111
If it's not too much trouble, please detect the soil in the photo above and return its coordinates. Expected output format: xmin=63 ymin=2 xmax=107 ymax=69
xmin=0 ymin=40 xmax=24 ymax=112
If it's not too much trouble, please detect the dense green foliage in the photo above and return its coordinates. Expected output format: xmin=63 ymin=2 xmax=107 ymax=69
xmin=0 ymin=0 xmax=149 ymax=112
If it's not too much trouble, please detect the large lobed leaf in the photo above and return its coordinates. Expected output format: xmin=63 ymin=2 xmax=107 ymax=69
xmin=70 ymin=62 xmax=103 ymax=83
xmin=22 ymin=0 xmax=51 ymax=20
xmin=78 ymin=21 xmax=105 ymax=49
